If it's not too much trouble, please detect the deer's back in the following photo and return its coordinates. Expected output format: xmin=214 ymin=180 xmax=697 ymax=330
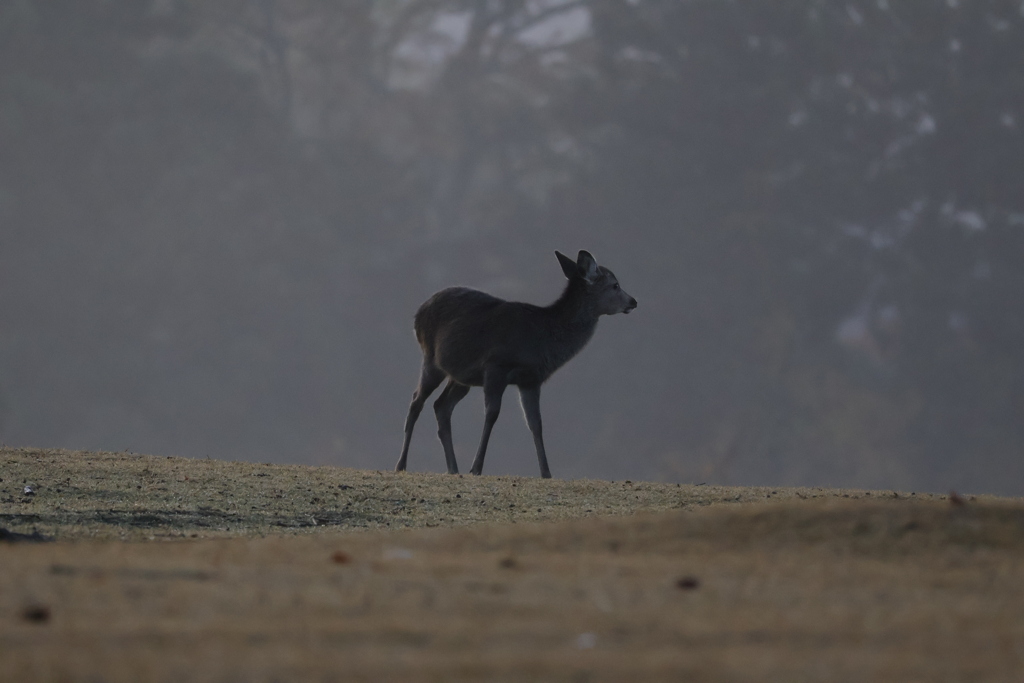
xmin=414 ymin=287 xmax=559 ymax=386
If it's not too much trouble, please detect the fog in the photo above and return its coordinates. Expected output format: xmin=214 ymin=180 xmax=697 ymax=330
xmin=1 ymin=1 xmax=1022 ymax=494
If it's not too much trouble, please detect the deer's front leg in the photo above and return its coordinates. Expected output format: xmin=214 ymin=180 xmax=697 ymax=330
xmin=469 ymin=368 xmax=507 ymax=476
xmin=518 ymin=385 xmax=551 ymax=479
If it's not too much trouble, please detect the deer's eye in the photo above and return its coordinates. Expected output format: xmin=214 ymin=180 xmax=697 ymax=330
xmin=612 ymin=283 xmax=620 ymax=290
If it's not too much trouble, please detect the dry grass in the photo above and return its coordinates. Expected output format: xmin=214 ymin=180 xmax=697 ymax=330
xmin=1 ymin=447 xmax=936 ymax=541
xmin=2 ymin=448 xmax=1023 ymax=681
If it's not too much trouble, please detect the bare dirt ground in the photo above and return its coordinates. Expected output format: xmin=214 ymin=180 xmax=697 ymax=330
xmin=2 ymin=447 xmax=1023 ymax=682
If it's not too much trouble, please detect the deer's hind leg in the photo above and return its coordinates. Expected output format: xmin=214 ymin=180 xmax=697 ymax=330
xmin=433 ymin=379 xmax=471 ymax=474
xmin=396 ymin=361 xmax=446 ymax=472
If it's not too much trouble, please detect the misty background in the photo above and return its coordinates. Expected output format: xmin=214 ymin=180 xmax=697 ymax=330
xmin=1 ymin=1 xmax=1022 ymax=494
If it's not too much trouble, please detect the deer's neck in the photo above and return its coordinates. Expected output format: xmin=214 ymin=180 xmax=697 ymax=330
xmin=547 ymin=279 xmax=600 ymax=346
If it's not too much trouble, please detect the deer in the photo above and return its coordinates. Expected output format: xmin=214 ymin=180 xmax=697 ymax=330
xmin=395 ymin=250 xmax=636 ymax=479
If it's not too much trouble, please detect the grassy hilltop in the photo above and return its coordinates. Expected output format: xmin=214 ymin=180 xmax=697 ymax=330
xmin=2 ymin=448 xmax=1023 ymax=682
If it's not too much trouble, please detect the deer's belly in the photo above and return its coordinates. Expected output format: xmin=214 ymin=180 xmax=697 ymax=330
xmin=440 ymin=363 xmax=544 ymax=388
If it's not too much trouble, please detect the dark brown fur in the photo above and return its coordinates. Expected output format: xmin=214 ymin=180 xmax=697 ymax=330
xmin=395 ymin=250 xmax=636 ymax=478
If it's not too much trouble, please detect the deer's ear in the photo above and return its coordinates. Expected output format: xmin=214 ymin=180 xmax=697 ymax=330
xmin=556 ymin=251 xmax=579 ymax=279
xmin=576 ymin=250 xmax=598 ymax=283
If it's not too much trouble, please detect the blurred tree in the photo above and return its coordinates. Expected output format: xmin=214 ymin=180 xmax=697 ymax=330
xmin=0 ymin=0 xmax=1021 ymax=493
xmin=562 ymin=0 xmax=1024 ymax=488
